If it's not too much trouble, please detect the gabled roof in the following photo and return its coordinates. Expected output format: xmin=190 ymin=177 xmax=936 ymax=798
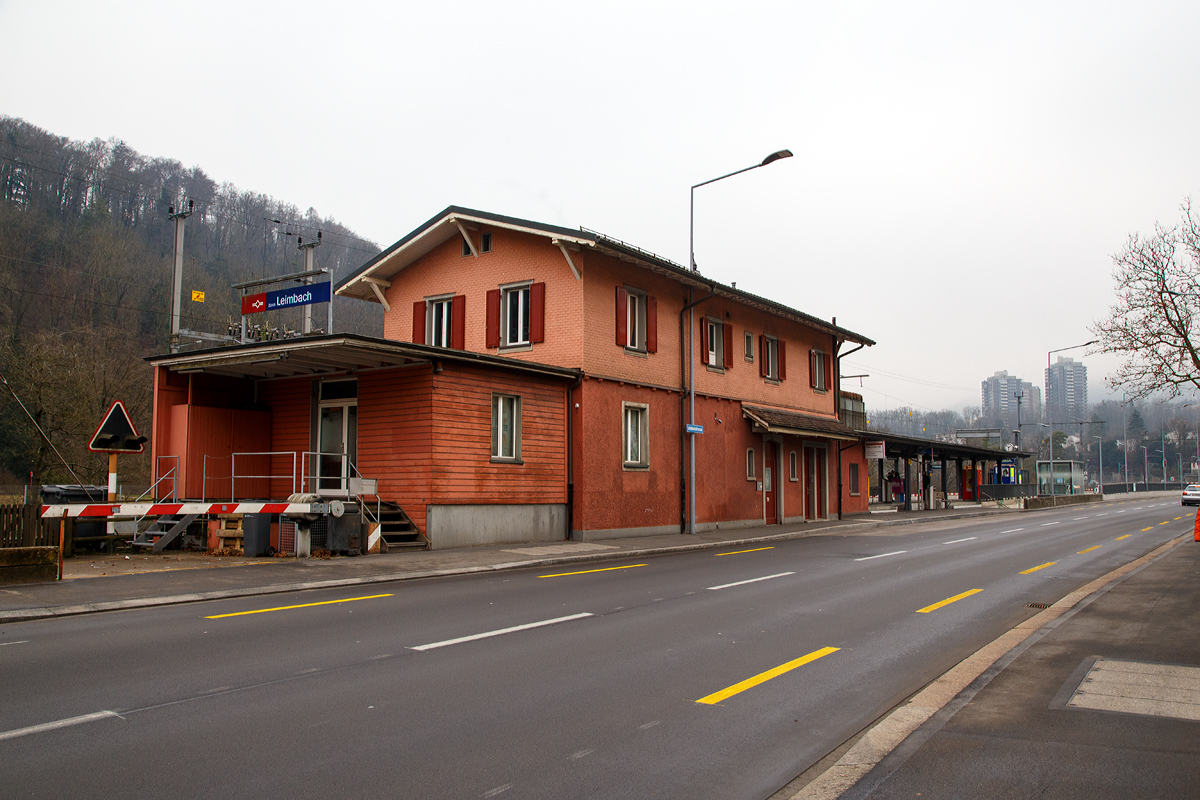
xmin=336 ymin=206 xmax=874 ymax=346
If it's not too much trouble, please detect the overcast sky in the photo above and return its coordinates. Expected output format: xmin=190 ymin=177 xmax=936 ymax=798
xmin=3 ymin=0 xmax=1198 ymax=415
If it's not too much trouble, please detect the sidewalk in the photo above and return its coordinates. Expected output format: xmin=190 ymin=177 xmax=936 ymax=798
xmin=0 ymin=504 xmax=1015 ymax=624
xmin=791 ymin=530 xmax=1200 ymax=800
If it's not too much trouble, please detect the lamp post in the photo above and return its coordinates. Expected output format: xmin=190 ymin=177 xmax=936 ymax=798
xmin=1141 ymin=446 xmax=1149 ymax=487
xmin=686 ymin=149 xmax=792 ymax=534
xmin=1046 ymin=340 xmax=1096 ymax=505
xmin=1093 ymin=435 xmax=1103 ymax=494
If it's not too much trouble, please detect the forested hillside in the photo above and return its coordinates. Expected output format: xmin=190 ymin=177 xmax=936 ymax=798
xmin=0 ymin=116 xmax=383 ymax=488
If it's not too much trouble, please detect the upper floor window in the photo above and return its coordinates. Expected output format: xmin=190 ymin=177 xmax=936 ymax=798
xmin=701 ymin=317 xmax=732 ymax=369
xmin=505 ymin=284 xmax=530 ymax=346
xmin=744 ymin=331 xmax=754 ymax=362
xmin=810 ymin=349 xmax=829 ymax=391
xmin=412 ymin=295 xmax=465 ymax=349
xmin=615 ymin=286 xmax=657 ymax=353
xmin=759 ymin=335 xmax=785 ymax=381
xmin=486 ymin=282 xmax=545 ymax=349
xmin=481 ymin=232 xmax=492 ymax=253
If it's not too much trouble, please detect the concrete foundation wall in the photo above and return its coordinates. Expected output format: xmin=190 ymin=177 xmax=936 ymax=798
xmin=0 ymin=547 xmax=57 ymax=585
xmin=573 ymin=523 xmax=680 ymax=542
xmin=426 ymin=503 xmax=567 ymax=549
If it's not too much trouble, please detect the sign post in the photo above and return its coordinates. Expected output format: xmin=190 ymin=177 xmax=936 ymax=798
xmin=88 ymin=401 xmax=147 ymax=551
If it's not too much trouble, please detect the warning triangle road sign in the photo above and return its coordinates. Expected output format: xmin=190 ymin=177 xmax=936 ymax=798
xmin=87 ymin=401 xmax=147 ymax=454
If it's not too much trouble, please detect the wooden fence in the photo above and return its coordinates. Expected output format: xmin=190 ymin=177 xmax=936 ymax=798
xmin=0 ymin=503 xmax=53 ymax=549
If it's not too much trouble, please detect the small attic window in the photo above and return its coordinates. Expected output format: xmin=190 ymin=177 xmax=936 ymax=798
xmin=481 ymin=232 xmax=492 ymax=253
xmin=461 ymin=236 xmax=472 ymax=257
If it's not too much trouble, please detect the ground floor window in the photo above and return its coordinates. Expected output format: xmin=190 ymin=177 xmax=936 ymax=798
xmin=849 ymin=462 xmax=860 ymax=495
xmin=622 ymin=402 xmax=649 ymax=468
xmin=747 ymin=448 xmax=756 ymax=480
xmin=491 ymin=394 xmax=522 ymax=461
xmin=789 ymin=450 xmax=798 ymax=481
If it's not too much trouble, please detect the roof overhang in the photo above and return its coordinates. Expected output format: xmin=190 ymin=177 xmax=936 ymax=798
xmin=857 ymin=430 xmax=1034 ymax=460
xmin=742 ymin=404 xmax=860 ymax=442
xmin=146 ymin=334 xmax=581 ymax=382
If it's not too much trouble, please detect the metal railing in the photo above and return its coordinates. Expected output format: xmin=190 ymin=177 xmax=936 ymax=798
xmin=151 ymin=456 xmax=179 ymax=501
xmin=203 ymin=451 xmax=299 ymax=502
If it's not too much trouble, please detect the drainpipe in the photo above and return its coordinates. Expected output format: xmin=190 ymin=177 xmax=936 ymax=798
xmin=566 ymin=373 xmax=582 ymax=540
xmin=680 ymin=283 xmax=717 ymax=534
xmin=835 ymin=336 xmax=865 ymax=521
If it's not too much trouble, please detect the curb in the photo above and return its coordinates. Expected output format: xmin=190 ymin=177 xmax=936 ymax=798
xmin=0 ymin=507 xmax=1019 ymax=625
xmin=782 ymin=532 xmax=1189 ymax=800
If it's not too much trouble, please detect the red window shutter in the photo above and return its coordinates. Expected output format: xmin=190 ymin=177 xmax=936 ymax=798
xmin=778 ymin=339 xmax=787 ymax=381
xmin=700 ymin=318 xmax=708 ymax=365
xmin=412 ymin=301 xmax=425 ymax=345
xmin=530 ymin=282 xmax=545 ymax=343
xmin=723 ymin=323 xmax=733 ymax=368
xmin=486 ymin=289 xmax=500 ymax=349
xmin=451 ymin=294 xmax=466 ymax=349
xmin=615 ymin=286 xmax=628 ymax=346
xmin=809 ymin=350 xmax=817 ymax=388
xmin=759 ymin=335 xmax=766 ymax=377
xmin=646 ymin=296 xmax=657 ymax=353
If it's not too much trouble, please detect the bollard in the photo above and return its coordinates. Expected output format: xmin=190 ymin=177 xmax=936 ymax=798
xmin=1194 ymin=510 xmax=1200 ymax=543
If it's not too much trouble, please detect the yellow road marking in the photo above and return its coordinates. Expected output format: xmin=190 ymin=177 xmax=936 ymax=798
xmin=1141 ymin=527 xmax=1154 ymax=532
xmin=1078 ymin=545 xmax=1101 ymax=554
xmin=1174 ymin=517 xmax=1183 ymax=521
xmin=716 ymin=547 xmax=775 ymax=556
xmin=205 ymin=594 xmax=394 ymax=619
xmin=1159 ymin=521 xmax=1170 ymax=525
xmin=1020 ymin=562 xmax=1057 ymax=575
xmin=1115 ymin=535 xmax=1131 ymax=540
xmin=696 ymin=646 xmax=839 ymax=704
xmin=916 ymin=588 xmax=982 ymax=614
xmin=539 ymin=564 xmax=647 ymax=578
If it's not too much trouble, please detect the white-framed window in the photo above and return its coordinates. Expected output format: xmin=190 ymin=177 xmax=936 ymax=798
xmin=491 ymin=394 xmax=522 ymax=462
xmin=501 ymin=282 xmax=531 ymax=347
xmin=426 ymin=295 xmax=453 ymax=348
xmin=622 ymin=402 xmax=649 ymax=468
xmin=745 ymin=331 xmax=754 ymax=362
xmin=789 ymin=450 xmax=798 ymax=481
xmin=626 ymin=289 xmax=648 ymax=351
xmin=763 ymin=336 xmax=779 ymax=380
xmin=706 ymin=319 xmax=723 ymax=367
xmin=811 ymin=349 xmax=827 ymax=391
xmin=746 ymin=448 xmax=756 ymax=480
xmin=849 ymin=462 xmax=860 ymax=495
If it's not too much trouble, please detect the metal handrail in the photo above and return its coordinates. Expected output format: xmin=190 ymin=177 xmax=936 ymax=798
xmin=231 ymin=451 xmax=297 ymax=500
xmin=300 ymin=450 xmax=350 ymax=495
xmin=145 ymin=456 xmax=179 ymax=502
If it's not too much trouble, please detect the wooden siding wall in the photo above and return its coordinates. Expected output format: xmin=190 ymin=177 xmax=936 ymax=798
xmin=430 ymin=364 xmax=568 ymax=506
xmin=356 ymin=366 xmax=435 ymax=533
xmin=258 ymin=378 xmax=312 ymax=497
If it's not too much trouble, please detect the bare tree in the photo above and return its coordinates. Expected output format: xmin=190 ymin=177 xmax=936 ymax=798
xmin=1094 ymin=199 xmax=1200 ymax=398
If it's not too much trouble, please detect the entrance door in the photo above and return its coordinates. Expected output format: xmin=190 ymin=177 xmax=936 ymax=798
xmin=764 ymin=442 xmax=778 ymax=525
xmin=318 ymin=404 xmax=357 ymax=495
xmin=805 ymin=446 xmax=825 ymax=520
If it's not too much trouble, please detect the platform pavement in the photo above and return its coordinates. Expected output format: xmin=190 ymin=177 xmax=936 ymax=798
xmin=783 ymin=509 xmax=1199 ymax=800
xmin=0 ymin=501 xmax=1032 ymax=623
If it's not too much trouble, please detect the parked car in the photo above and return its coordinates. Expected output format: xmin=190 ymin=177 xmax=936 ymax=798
xmin=1182 ymin=485 xmax=1200 ymax=506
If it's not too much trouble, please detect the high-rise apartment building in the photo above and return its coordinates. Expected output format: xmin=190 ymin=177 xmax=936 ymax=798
xmin=981 ymin=370 xmax=1040 ymax=425
xmin=1045 ymin=356 xmax=1088 ymax=422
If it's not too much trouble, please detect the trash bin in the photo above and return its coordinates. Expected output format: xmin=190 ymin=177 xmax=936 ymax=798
xmin=243 ymin=513 xmax=272 ymax=557
xmin=40 ymin=485 xmax=108 ymax=551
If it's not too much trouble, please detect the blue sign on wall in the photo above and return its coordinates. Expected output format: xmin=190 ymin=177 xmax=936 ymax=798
xmin=266 ymin=281 xmax=331 ymax=310
xmin=685 ymin=423 xmax=704 ymax=434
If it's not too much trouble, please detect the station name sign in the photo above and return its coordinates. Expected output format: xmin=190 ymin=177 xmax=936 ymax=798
xmin=241 ymin=282 xmax=332 ymax=315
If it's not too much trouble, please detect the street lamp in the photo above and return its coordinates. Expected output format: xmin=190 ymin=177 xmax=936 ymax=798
xmin=1047 ymin=340 xmax=1097 ymax=504
xmin=1093 ymin=434 xmax=1103 ymax=494
xmin=1141 ymin=446 xmax=1149 ymax=486
xmin=686 ymin=149 xmax=792 ymax=534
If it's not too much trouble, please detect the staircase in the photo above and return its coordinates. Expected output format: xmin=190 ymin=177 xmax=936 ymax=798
xmin=376 ymin=502 xmax=427 ymax=551
xmin=131 ymin=514 xmax=200 ymax=553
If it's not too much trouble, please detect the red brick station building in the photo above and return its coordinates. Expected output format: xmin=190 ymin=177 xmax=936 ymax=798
xmin=147 ymin=207 xmax=876 ymax=550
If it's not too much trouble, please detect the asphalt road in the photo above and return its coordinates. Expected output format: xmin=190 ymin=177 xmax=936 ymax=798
xmin=0 ymin=498 xmax=1191 ymax=799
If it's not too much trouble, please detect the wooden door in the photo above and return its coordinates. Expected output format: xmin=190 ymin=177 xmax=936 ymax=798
xmin=765 ymin=442 xmax=778 ymax=524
